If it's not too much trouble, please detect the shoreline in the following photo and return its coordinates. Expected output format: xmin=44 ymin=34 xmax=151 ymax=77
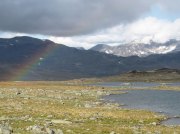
xmin=101 ymin=88 xmax=180 ymax=127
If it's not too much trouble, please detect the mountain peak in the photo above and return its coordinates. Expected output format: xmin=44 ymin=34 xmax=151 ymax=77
xmin=90 ymin=44 xmax=109 ymax=50
xmin=0 ymin=36 xmax=179 ymax=80
xmin=90 ymin=39 xmax=180 ymax=57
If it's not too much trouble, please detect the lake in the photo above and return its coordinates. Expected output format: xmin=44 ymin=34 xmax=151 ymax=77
xmin=93 ymin=82 xmax=180 ymax=126
xmin=103 ymin=90 xmax=180 ymax=125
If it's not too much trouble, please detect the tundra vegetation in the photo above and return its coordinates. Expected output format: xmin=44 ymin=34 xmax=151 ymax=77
xmin=0 ymin=81 xmax=179 ymax=134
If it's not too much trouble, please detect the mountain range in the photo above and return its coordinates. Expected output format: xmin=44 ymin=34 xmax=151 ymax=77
xmin=90 ymin=39 xmax=180 ymax=57
xmin=0 ymin=36 xmax=179 ymax=81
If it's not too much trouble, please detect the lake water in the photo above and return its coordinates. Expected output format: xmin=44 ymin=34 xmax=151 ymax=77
xmin=91 ymin=82 xmax=180 ymax=88
xmin=93 ymin=82 xmax=180 ymax=126
xmin=103 ymin=90 xmax=180 ymax=126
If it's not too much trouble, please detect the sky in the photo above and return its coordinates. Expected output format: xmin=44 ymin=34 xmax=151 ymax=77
xmin=0 ymin=0 xmax=180 ymax=49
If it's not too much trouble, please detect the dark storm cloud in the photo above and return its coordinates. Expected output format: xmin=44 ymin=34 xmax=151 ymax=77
xmin=0 ymin=0 xmax=155 ymax=36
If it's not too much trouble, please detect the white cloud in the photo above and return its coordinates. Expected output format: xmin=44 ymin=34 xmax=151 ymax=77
xmin=1 ymin=17 xmax=180 ymax=49
xmin=46 ymin=17 xmax=180 ymax=48
xmin=0 ymin=0 xmax=179 ymax=38
xmin=121 ymin=17 xmax=180 ymax=43
xmin=0 ymin=32 xmax=26 ymax=38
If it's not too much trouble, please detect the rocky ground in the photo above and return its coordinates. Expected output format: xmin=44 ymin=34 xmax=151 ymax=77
xmin=0 ymin=82 xmax=179 ymax=134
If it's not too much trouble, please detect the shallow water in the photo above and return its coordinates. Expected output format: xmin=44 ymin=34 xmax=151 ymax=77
xmin=161 ymin=118 xmax=180 ymax=126
xmin=170 ymin=82 xmax=180 ymax=86
xmin=90 ymin=82 xmax=160 ymax=87
xmin=91 ymin=82 xmax=180 ymax=88
xmin=103 ymin=89 xmax=180 ymax=126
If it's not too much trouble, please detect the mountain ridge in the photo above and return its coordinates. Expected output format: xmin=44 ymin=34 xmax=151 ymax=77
xmin=90 ymin=39 xmax=180 ymax=57
xmin=0 ymin=36 xmax=179 ymax=81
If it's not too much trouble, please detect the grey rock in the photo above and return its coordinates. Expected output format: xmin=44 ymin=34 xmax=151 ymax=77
xmin=151 ymin=122 xmax=157 ymax=126
xmin=0 ymin=124 xmax=13 ymax=134
xmin=56 ymin=129 xmax=63 ymax=134
xmin=16 ymin=92 xmax=21 ymax=95
xmin=110 ymin=131 xmax=116 ymax=134
xmin=51 ymin=119 xmax=72 ymax=124
xmin=27 ymin=125 xmax=64 ymax=134
xmin=84 ymin=104 xmax=92 ymax=108
xmin=26 ymin=125 xmax=44 ymax=133
xmin=45 ymin=128 xmax=55 ymax=134
xmin=47 ymin=115 xmax=53 ymax=118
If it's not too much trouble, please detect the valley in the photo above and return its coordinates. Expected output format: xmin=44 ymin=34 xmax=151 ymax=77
xmin=0 ymin=36 xmax=179 ymax=134
xmin=1 ymin=1 xmax=180 ymax=133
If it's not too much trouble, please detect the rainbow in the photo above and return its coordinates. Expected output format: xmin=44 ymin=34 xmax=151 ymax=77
xmin=11 ymin=44 xmax=56 ymax=81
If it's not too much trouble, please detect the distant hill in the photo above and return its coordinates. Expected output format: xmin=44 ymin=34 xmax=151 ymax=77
xmin=0 ymin=36 xmax=179 ymax=81
xmin=100 ymin=68 xmax=180 ymax=82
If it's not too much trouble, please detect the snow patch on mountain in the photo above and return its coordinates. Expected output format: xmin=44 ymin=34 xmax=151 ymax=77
xmin=105 ymin=50 xmax=113 ymax=54
xmin=90 ymin=40 xmax=180 ymax=57
xmin=149 ymin=45 xmax=176 ymax=54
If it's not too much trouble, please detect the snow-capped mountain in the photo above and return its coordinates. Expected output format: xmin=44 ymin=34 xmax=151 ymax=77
xmin=90 ymin=39 xmax=180 ymax=57
xmin=0 ymin=36 xmax=179 ymax=80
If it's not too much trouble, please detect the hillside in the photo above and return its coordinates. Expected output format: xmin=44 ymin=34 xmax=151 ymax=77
xmin=0 ymin=36 xmax=179 ymax=81
xmin=101 ymin=68 xmax=180 ymax=82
